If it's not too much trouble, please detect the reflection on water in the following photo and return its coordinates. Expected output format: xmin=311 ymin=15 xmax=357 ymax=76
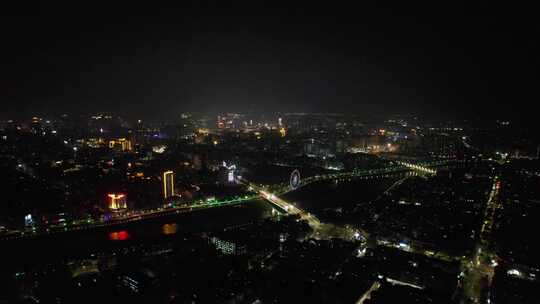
xmin=162 ymin=223 xmax=178 ymax=235
xmin=102 ymin=201 xmax=270 ymax=242
xmin=3 ymin=201 xmax=273 ymax=269
xmin=109 ymin=230 xmax=130 ymax=241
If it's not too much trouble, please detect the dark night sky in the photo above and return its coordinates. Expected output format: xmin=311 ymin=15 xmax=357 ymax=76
xmin=1 ymin=2 xmax=538 ymax=121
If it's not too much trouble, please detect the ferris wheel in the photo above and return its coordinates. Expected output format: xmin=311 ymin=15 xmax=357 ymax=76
xmin=290 ymin=169 xmax=301 ymax=189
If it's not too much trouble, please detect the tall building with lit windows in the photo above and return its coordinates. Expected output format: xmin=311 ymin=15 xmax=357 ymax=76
xmin=109 ymin=138 xmax=132 ymax=151
xmin=108 ymin=193 xmax=127 ymax=211
xmin=219 ymin=162 xmax=237 ymax=185
xmin=163 ymin=171 xmax=174 ymax=199
xmin=209 ymin=236 xmax=247 ymax=255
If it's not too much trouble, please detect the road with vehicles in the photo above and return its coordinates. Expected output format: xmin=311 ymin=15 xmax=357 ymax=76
xmin=461 ymin=176 xmax=502 ymax=303
xmin=254 ymin=184 xmax=358 ymax=240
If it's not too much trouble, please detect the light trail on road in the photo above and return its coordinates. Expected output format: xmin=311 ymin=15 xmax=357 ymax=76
xmin=462 ymin=176 xmax=501 ymax=303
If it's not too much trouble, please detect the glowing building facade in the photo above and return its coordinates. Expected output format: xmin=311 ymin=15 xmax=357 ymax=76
xmin=210 ymin=236 xmax=247 ymax=255
xmin=219 ymin=162 xmax=237 ymax=184
xmin=163 ymin=171 xmax=174 ymax=200
xmin=108 ymin=193 xmax=127 ymax=211
xmin=109 ymin=138 xmax=132 ymax=151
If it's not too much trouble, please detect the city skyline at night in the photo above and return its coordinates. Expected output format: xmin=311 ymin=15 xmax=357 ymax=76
xmin=1 ymin=2 xmax=539 ymax=303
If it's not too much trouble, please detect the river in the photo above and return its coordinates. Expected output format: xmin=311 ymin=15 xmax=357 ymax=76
xmin=3 ymin=176 xmax=398 ymax=271
xmin=2 ymin=199 xmax=273 ymax=271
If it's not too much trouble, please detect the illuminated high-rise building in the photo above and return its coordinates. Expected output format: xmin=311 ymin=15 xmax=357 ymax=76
xmin=109 ymin=138 xmax=132 ymax=151
xmin=279 ymin=127 xmax=287 ymax=137
xmin=218 ymin=162 xmax=237 ymax=184
xmin=163 ymin=171 xmax=175 ymax=199
xmin=108 ymin=193 xmax=127 ymax=211
xmin=210 ymin=236 xmax=247 ymax=255
xmin=121 ymin=139 xmax=132 ymax=151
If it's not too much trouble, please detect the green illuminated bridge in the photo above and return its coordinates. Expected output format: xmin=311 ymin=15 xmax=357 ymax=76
xmin=263 ymin=159 xmax=462 ymax=195
xmin=249 ymin=159 xmax=466 ymax=240
xmin=0 ymin=159 xmax=465 ymax=241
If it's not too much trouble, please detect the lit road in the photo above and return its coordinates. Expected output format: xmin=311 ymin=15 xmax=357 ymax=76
xmin=356 ymin=281 xmax=381 ymax=304
xmin=250 ymin=183 xmax=358 ymax=240
xmin=395 ymin=161 xmax=436 ymax=175
xmin=373 ymin=175 xmax=410 ymax=202
xmin=258 ymin=188 xmax=322 ymax=231
xmin=461 ymin=176 xmax=501 ymax=303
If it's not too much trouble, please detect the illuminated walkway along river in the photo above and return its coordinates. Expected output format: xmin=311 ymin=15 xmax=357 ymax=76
xmin=1 ymin=199 xmax=274 ymax=269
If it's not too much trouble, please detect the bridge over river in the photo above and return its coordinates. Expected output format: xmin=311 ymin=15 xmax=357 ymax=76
xmin=1 ymin=159 xmax=465 ymax=242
